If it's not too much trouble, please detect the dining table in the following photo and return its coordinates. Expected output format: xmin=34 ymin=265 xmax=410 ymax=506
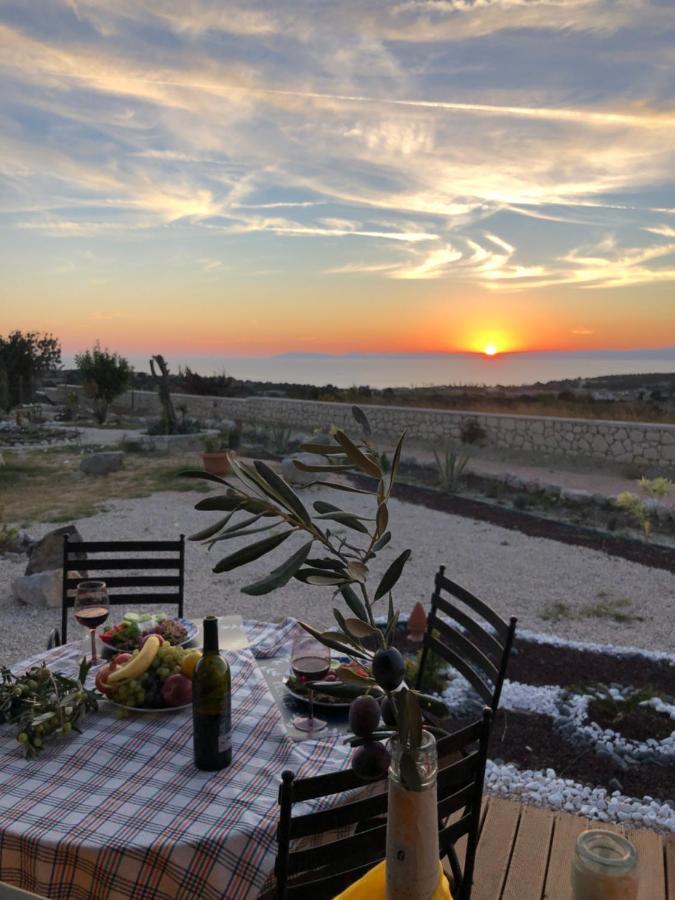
xmin=0 ymin=617 xmax=353 ymax=900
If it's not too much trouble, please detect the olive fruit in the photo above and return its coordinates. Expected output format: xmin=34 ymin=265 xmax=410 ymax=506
xmin=372 ymin=647 xmax=405 ymax=691
xmin=351 ymin=741 xmax=391 ymax=781
xmin=380 ymin=695 xmax=397 ymax=727
xmin=348 ymin=695 xmax=381 ymax=737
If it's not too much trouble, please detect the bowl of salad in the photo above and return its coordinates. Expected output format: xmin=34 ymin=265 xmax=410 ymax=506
xmin=100 ymin=613 xmax=197 ymax=652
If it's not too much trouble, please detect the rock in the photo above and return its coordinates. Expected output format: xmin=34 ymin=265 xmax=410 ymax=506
xmin=80 ymin=451 xmax=125 ymax=475
xmin=280 ymin=454 xmax=316 ymax=486
xmin=26 ymin=525 xmax=83 ymax=575
xmin=12 ymin=569 xmax=62 ymax=609
xmin=560 ymin=488 xmax=594 ymax=507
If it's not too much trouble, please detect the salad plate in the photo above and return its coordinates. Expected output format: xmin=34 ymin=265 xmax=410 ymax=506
xmin=100 ymin=614 xmax=198 ymax=652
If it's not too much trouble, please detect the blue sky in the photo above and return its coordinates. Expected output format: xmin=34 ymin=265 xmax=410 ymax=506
xmin=1 ymin=1 xmax=675 ymax=356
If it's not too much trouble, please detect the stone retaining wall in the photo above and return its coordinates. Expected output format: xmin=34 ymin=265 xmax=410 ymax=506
xmin=46 ymin=386 xmax=675 ymax=470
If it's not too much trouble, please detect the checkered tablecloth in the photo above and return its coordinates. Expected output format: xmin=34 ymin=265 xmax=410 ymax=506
xmin=0 ymin=619 xmax=349 ymax=899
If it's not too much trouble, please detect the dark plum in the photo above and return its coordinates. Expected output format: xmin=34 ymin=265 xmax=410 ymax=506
xmin=351 ymin=741 xmax=391 ymax=781
xmin=372 ymin=648 xmax=405 ymax=691
xmin=348 ymin=695 xmax=381 ymax=737
xmin=380 ymin=695 xmax=397 ymax=727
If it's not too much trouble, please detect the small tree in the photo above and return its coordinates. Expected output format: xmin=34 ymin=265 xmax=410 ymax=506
xmin=75 ymin=342 xmax=131 ymax=424
xmin=0 ymin=331 xmax=61 ymax=409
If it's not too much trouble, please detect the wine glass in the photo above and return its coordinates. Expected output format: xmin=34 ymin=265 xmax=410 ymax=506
xmin=74 ymin=580 xmax=109 ymax=663
xmin=290 ymin=630 xmax=330 ymax=733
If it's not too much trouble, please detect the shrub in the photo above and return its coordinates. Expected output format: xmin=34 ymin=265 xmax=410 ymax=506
xmin=75 ymin=342 xmax=130 ymax=424
xmin=433 ymin=442 xmax=470 ymax=492
xmin=460 ymin=417 xmax=487 ymax=445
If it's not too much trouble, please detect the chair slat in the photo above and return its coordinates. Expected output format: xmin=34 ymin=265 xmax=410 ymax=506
xmin=437 ymin=783 xmax=476 ymax=820
xmin=441 ymin=811 xmax=474 ymax=846
xmin=287 ymin=765 xmax=387 ymax=803
xmin=436 ymin=574 xmax=509 ymax=639
xmin=69 ymin=540 xmax=182 ymax=552
xmin=433 ymin=594 xmax=504 ymax=662
xmin=437 ymin=751 xmax=480 ymax=793
xmin=65 ymin=576 xmax=181 ymax=590
xmin=286 ymin=861 xmax=377 ymax=898
xmin=66 ymin=558 xmax=181 ymax=571
xmin=290 ymin=789 xmax=387 ymax=839
xmin=428 ymin=613 xmax=499 ymax=681
xmin=288 ymin=821 xmax=386 ymax=874
xmin=424 ymin=634 xmax=494 ymax=704
xmin=436 ymin=719 xmax=485 ymax=757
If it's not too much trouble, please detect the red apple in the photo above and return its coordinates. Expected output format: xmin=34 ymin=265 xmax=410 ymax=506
xmin=141 ymin=633 xmax=165 ymax=648
xmin=161 ymin=674 xmax=192 ymax=707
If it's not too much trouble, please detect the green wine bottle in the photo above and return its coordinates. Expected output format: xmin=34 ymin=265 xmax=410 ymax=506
xmin=192 ymin=616 xmax=232 ymax=771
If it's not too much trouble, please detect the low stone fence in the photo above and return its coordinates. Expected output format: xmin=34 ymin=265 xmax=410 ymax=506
xmin=45 ymin=386 xmax=675 ymax=471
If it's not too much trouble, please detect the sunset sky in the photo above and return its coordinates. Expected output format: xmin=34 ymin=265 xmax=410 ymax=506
xmin=1 ymin=0 xmax=675 ymax=361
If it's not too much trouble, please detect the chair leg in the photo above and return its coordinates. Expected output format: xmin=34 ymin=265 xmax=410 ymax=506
xmin=47 ymin=628 xmax=61 ymax=650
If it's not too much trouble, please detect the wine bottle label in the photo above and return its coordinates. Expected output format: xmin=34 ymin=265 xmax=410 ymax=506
xmin=218 ymin=728 xmax=232 ymax=754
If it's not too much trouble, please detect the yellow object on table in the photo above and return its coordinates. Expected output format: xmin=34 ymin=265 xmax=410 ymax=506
xmin=334 ymin=860 xmax=453 ymax=899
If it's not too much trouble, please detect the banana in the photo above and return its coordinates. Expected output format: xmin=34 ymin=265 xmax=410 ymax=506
xmin=107 ymin=635 xmax=162 ymax=684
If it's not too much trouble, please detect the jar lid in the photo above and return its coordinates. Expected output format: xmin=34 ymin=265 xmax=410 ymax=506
xmin=576 ymin=830 xmax=637 ymax=870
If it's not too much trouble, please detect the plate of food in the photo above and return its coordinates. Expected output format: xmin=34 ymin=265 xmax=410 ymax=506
xmin=95 ymin=636 xmax=202 ymax=713
xmin=100 ymin=613 xmax=198 ymax=652
xmin=283 ymin=659 xmax=372 ymax=710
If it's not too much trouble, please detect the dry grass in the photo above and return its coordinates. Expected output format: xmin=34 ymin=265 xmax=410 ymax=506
xmin=0 ymin=449 xmax=209 ymax=526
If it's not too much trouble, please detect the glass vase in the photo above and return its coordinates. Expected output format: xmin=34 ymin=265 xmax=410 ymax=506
xmin=386 ymin=730 xmax=440 ymax=900
xmin=571 ymin=830 xmax=638 ymax=900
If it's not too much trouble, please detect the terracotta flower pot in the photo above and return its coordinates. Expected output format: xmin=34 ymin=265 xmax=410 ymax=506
xmin=202 ymin=452 xmax=231 ymax=476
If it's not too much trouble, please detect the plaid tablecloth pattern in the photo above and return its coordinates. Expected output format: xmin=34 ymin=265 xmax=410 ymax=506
xmin=0 ymin=620 xmax=350 ymax=899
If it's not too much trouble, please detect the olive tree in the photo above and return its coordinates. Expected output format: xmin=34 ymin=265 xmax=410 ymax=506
xmin=75 ymin=342 xmax=131 ymax=424
xmin=0 ymin=331 xmax=61 ymax=410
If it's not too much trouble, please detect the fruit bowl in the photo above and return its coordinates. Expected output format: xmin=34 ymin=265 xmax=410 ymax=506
xmin=96 ymin=639 xmax=201 ymax=714
xmin=100 ymin=614 xmax=197 ymax=652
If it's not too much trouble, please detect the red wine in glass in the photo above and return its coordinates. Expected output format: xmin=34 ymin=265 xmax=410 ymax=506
xmin=291 ymin=656 xmax=331 ymax=682
xmin=290 ymin=633 xmax=330 ymax=733
xmin=74 ymin=581 xmax=109 ymax=663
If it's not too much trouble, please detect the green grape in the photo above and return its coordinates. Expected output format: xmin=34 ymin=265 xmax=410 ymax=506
xmin=158 ymin=667 xmax=170 ymax=680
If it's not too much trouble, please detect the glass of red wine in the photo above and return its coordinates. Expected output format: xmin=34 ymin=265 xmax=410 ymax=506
xmin=290 ymin=630 xmax=330 ymax=733
xmin=74 ymin=580 xmax=109 ymax=663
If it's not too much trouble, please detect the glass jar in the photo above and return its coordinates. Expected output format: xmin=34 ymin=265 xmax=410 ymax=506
xmin=386 ymin=730 xmax=440 ymax=900
xmin=571 ymin=830 xmax=638 ymax=900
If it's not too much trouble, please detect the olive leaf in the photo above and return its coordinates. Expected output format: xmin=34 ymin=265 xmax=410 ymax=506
xmin=374 ymin=549 xmax=411 ymax=600
xmin=189 ymin=511 xmax=240 ymax=542
xmin=334 ymin=430 xmax=381 ymax=479
xmin=241 ymin=540 xmax=313 ymax=595
xmin=388 ymin=431 xmax=405 ymax=496
xmin=339 ymin=585 xmax=369 ymax=622
xmin=315 ymin=511 xmax=369 ymax=534
xmin=334 ymin=665 xmax=376 ymax=687
xmin=178 ymin=468 xmax=232 ymax=487
xmin=346 ymin=560 xmax=368 ymax=582
xmin=298 ymin=622 xmax=371 ymax=659
xmin=195 ymin=494 xmax=242 ymax=512
xmin=376 ymin=502 xmax=388 ymax=537
xmin=352 ymin=405 xmax=372 ymax=437
xmin=212 ymin=529 xmax=294 ymax=573
xmin=253 ymin=460 xmax=312 ymax=528
xmin=343 ymin=618 xmax=380 ymax=640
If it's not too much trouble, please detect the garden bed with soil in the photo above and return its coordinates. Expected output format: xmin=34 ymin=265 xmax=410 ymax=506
xmin=401 ymin=626 xmax=675 ymax=832
xmin=351 ymin=473 xmax=675 ymax=574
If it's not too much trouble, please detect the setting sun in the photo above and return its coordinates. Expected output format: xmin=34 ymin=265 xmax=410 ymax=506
xmin=484 ymin=345 xmax=498 ymax=356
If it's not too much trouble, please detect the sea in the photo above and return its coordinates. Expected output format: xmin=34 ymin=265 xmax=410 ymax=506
xmin=114 ymin=352 xmax=675 ymax=390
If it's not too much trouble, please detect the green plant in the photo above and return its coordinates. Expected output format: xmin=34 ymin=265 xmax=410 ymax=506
xmin=616 ymin=476 xmax=672 ymax=540
xmin=460 ymin=418 xmax=487 ymax=445
xmin=0 ymin=330 xmax=61 ymax=409
xmin=185 ymin=406 xmax=449 ymax=787
xmin=432 ymin=441 xmax=470 ymax=492
xmin=0 ymin=659 xmax=98 ymax=758
xmin=75 ymin=342 xmax=131 ymax=424
xmin=638 ymin=476 xmax=673 ymax=498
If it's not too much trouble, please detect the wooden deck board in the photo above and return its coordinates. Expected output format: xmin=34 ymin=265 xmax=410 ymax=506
xmin=542 ymin=812 xmax=589 ymax=900
xmin=471 ymin=798 xmax=521 ymax=900
xmin=501 ymin=804 xmax=555 ymax=900
xmin=625 ymin=824 xmax=667 ymax=900
xmin=445 ymin=797 xmax=670 ymax=899
xmin=665 ymin=837 xmax=674 ymax=900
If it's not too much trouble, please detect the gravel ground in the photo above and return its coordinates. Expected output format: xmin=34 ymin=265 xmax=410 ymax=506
xmin=2 ymin=480 xmax=674 ymax=666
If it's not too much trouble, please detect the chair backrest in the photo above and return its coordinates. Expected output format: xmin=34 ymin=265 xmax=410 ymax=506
xmin=274 ymin=709 xmax=491 ymax=899
xmin=61 ymin=535 xmax=185 ymax=643
xmin=417 ymin=566 xmax=517 ymax=716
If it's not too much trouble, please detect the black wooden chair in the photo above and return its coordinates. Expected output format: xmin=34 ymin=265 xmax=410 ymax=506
xmin=416 ymin=565 xmax=517 ymax=716
xmin=53 ymin=534 xmax=185 ymax=645
xmin=269 ymin=708 xmax=491 ymax=900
